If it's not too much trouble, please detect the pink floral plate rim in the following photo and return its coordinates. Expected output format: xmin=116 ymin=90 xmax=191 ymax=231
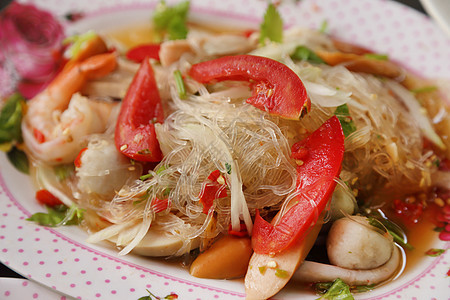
xmin=1 ymin=0 xmax=450 ymax=299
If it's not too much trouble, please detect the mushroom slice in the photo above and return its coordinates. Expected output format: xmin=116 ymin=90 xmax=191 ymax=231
xmin=292 ymin=246 xmax=402 ymax=286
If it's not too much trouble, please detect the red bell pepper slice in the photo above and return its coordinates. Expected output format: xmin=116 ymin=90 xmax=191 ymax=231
xmin=115 ymin=58 xmax=164 ymax=162
xmin=199 ymin=170 xmax=228 ymax=214
xmin=252 ymin=116 xmax=345 ymax=254
xmin=188 ymin=55 xmax=310 ymax=120
xmin=126 ymin=44 xmax=161 ymax=63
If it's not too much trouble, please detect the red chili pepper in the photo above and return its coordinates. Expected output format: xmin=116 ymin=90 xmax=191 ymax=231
xmin=33 ymin=128 xmax=46 ymax=143
xmin=115 ymin=58 xmax=164 ymax=162
xmin=393 ymin=198 xmax=423 ymax=224
xmin=151 ymin=197 xmax=170 ymax=213
xmin=228 ymin=222 xmax=248 ymax=237
xmin=126 ymin=44 xmax=161 ymax=63
xmin=189 ymin=55 xmax=310 ymax=120
xmin=199 ymin=170 xmax=227 ymax=214
xmin=74 ymin=147 xmax=88 ymax=168
xmin=35 ymin=189 xmax=63 ymax=207
xmin=251 ymin=116 xmax=345 ymax=254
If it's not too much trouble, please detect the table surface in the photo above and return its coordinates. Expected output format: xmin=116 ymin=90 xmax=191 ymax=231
xmin=0 ymin=0 xmax=430 ymax=280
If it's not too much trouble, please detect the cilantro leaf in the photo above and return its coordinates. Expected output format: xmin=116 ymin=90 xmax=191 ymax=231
xmin=259 ymin=3 xmax=283 ymax=45
xmin=291 ymin=46 xmax=325 ymax=64
xmin=153 ymin=1 xmax=190 ymax=41
xmin=316 ymin=278 xmax=354 ymax=300
xmin=27 ymin=204 xmax=83 ymax=227
xmin=334 ymin=104 xmax=356 ymax=137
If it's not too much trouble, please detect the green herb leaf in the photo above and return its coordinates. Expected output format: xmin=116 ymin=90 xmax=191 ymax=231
xmin=0 ymin=93 xmax=25 ymax=145
xmin=137 ymin=289 xmax=178 ymax=300
xmin=316 ymin=278 xmax=354 ymax=300
xmin=7 ymin=146 xmax=29 ymax=174
xmin=174 ymin=70 xmax=187 ymax=99
xmin=27 ymin=204 xmax=83 ymax=227
xmin=258 ymin=266 xmax=267 ymax=275
xmin=291 ymin=46 xmax=325 ymax=64
xmin=153 ymin=1 xmax=190 ymax=41
xmin=364 ymin=53 xmax=389 ymax=61
xmin=334 ymin=104 xmax=357 ymax=137
xmin=259 ymin=3 xmax=283 ymax=45
xmin=425 ymin=248 xmax=446 ymax=257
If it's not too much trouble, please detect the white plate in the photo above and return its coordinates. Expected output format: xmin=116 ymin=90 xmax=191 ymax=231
xmin=1 ymin=0 xmax=450 ymax=299
xmin=0 ymin=278 xmax=71 ymax=300
xmin=420 ymin=0 xmax=450 ymax=37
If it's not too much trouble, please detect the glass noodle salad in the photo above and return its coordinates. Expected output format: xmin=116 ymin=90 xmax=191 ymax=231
xmin=1 ymin=2 xmax=450 ymax=300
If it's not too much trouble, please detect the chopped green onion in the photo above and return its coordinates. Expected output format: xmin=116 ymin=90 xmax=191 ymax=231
xmin=319 ymin=19 xmax=328 ymax=34
xmin=291 ymin=46 xmax=325 ymax=64
xmin=174 ymin=70 xmax=187 ymax=99
xmin=367 ymin=214 xmax=414 ymax=251
xmin=364 ymin=53 xmax=389 ymax=61
xmin=410 ymin=86 xmax=438 ymax=94
xmin=259 ymin=3 xmax=283 ymax=45
xmin=225 ymin=162 xmax=232 ymax=174
xmin=352 ymin=284 xmax=376 ymax=293
xmin=63 ymin=30 xmax=97 ymax=59
xmin=258 ymin=266 xmax=267 ymax=275
xmin=274 ymin=268 xmax=289 ymax=278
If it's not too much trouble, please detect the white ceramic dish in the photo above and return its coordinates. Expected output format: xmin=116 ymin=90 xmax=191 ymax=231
xmin=420 ymin=0 xmax=450 ymax=37
xmin=0 ymin=278 xmax=70 ymax=300
xmin=1 ymin=0 xmax=450 ymax=299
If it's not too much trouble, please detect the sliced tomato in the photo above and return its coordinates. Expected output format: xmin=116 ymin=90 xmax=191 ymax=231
xmin=188 ymin=55 xmax=310 ymax=120
xmin=252 ymin=116 xmax=345 ymax=254
xmin=35 ymin=189 xmax=63 ymax=207
xmin=126 ymin=43 xmax=161 ymax=63
xmin=115 ymin=58 xmax=164 ymax=162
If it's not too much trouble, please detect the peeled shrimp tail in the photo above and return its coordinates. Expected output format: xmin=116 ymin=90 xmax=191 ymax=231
xmin=22 ymin=52 xmax=118 ymax=164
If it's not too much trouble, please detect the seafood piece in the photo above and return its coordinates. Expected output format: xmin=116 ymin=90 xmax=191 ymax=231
xmin=76 ymin=135 xmax=141 ymax=197
xmin=293 ymin=247 xmax=401 ymax=286
xmin=22 ymin=52 xmax=118 ymax=164
xmin=316 ymin=50 xmax=403 ymax=78
xmin=159 ymin=40 xmax=193 ymax=67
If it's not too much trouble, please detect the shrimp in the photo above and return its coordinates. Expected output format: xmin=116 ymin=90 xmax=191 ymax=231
xmin=22 ymin=52 xmax=118 ymax=164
